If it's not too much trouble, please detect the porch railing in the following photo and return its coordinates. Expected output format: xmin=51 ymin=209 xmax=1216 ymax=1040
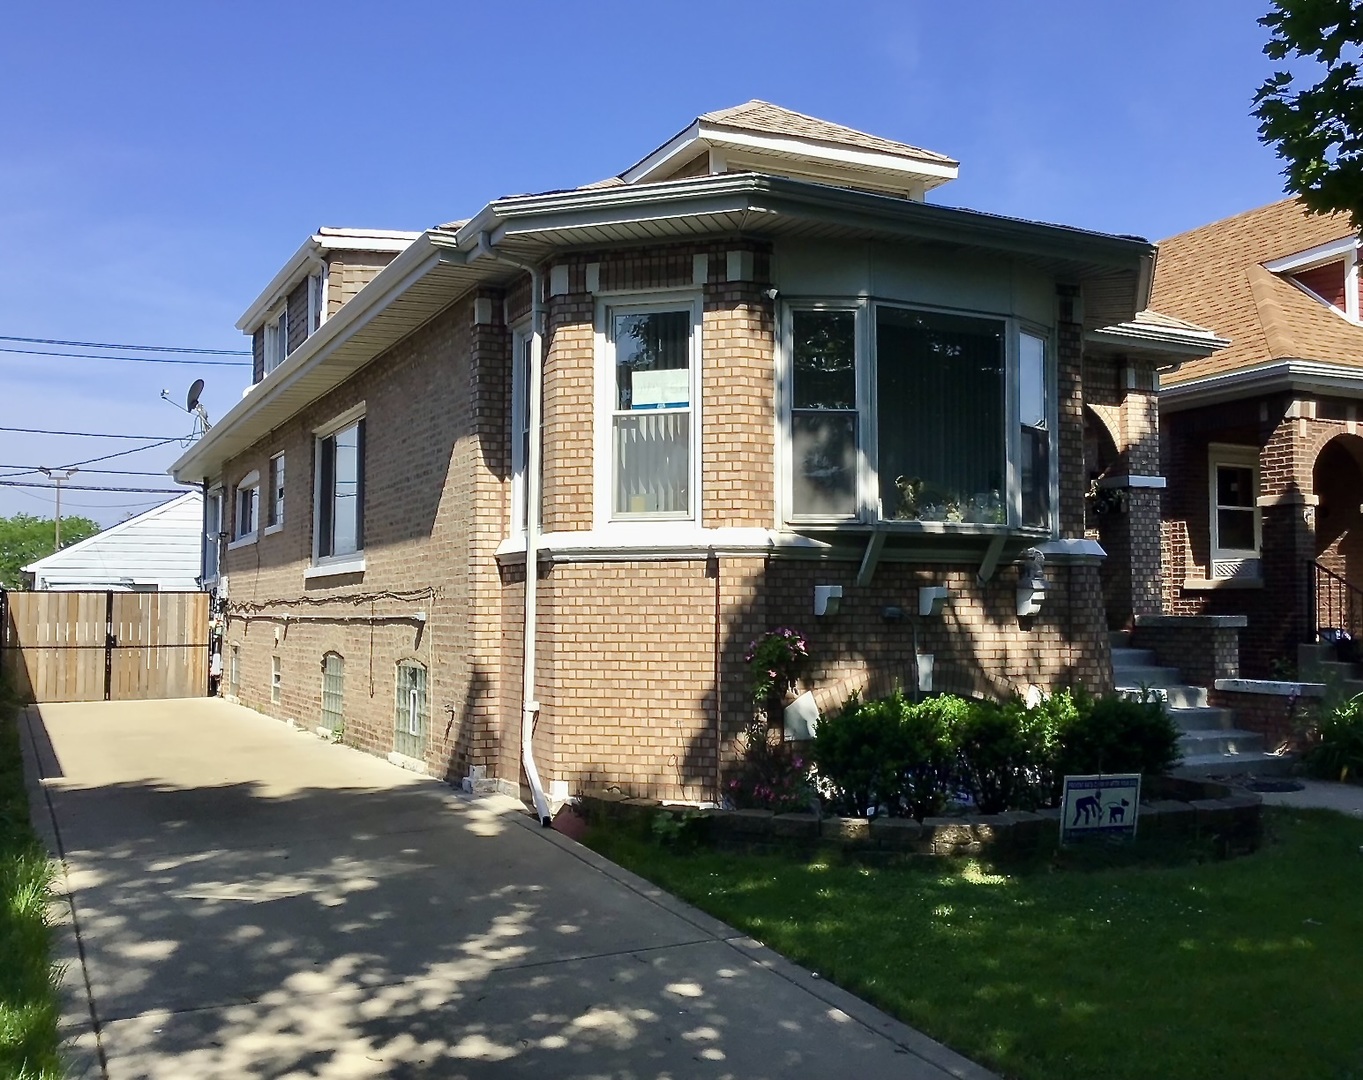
xmin=1310 ymin=559 xmax=1363 ymax=645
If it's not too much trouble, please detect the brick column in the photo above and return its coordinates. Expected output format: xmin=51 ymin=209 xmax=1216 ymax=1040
xmin=1056 ymin=287 xmax=1086 ymax=538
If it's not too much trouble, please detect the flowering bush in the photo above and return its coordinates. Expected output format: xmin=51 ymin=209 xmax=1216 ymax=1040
xmin=727 ymin=717 xmax=813 ymax=813
xmin=745 ymin=627 xmax=810 ymax=709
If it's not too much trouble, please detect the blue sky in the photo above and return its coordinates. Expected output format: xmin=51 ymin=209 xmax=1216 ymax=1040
xmin=0 ymin=0 xmax=1292 ymax=526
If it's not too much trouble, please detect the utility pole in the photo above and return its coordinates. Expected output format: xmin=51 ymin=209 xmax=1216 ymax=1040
xmin=39 ymin=467 xmax=79 ymax=551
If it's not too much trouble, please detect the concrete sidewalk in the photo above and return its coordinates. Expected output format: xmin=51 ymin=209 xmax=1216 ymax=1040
xmin=21 ymin=698 xmax=996 ymax=1080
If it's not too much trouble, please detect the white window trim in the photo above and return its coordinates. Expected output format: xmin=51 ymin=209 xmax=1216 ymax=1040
xmin=203 ymin=485 xmax=224 ymax=584
xmin=263 ymin=306 xmax=288 ymax=375
xmin=1266 ymin=235 xmax=1361 ymax=324
xmin=777 ymin=298 xmax=1054 ymax=534
xmin=593 ymin=292 xmax=703 ymax=528
xmin=265 ymin=452 xmax=285 ymax=535
xmin=230 ymin=470 xmax=260 ymax=548
xmin=307 ymin=265 xmax=328 ymax=334
xmin=312 ymin=403 xmax=366 ymax=568
xmin=1209 ymin=444 xmax=1262 ymax=560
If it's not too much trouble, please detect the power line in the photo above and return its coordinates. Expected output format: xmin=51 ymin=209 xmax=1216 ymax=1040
xmin=0 ymin=464 xmax=169 ymax=476
xmin=0 ymin=334 xmax=248 ymax=356
xmin=0 ymin=345 xmax=248 ymax=367
xmin=0 ymin=480 xmax=183 ymax=494
xmin=0 ymin=426 xmax=184 ymax=440
xmin=0 ymin=438 xmax=189 ymax=480
xmin=6 ymin=486 xmax=169 ymax=511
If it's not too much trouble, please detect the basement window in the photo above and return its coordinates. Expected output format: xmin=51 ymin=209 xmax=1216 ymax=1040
xmin=394 ymin=661 xmax=428 ymax=759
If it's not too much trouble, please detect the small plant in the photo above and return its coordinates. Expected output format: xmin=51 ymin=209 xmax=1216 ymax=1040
xmin=744 ymin=627 xmax=809 ymax=724
xmin=650 ymin=808 xmax=705 ymax=849
xmin=727 ymin=717 xmax=813 ymax=813
xmin=1301 ymin=692 xmax=1363 ymax=782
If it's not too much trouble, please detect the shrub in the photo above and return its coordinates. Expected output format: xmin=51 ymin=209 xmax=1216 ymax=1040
xmin=948 ymin=694 xmax=1072 ymax=813
xmin=1301 ymin=692 xmax=1363 ymax=782
xmin=812 ymin=690 xmax=957 ymax=820
xmin=1053 ymin=692 xmax=1180 ymax=780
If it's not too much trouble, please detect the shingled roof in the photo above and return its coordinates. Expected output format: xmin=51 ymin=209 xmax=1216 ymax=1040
xmin=1151 ymin=197 xmax=1363 ymax=385
xmin=699 ymin=100 xmax=958 ymax=166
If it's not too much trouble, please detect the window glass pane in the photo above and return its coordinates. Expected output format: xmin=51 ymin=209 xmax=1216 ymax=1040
xmin=1019 ymin=332 xmax=1049 ymax=528
xmin=614 ymin=412 xmax=689 ymax=514
xmin=1217 ymin=465 xmax=1254 ymax=508
xmin=876 ymin=308 xmax=1005 ymax=522
xmin=331 ymin=423 xmax=360 ymax=556
xmin=1218 ymin=508 xmax=1256 ymax=551
xmin=615 ymin=311 xmax=690 ymax=410
xmin=270 ymin=457 xmax=284 ymax=526
xmin=792 ymin=413 xmax=858 ymax=516
xmin=1019 ymin=333 xmax=1046 ymax=429
xmin=793 ymin=311 xmax=856 ymax=409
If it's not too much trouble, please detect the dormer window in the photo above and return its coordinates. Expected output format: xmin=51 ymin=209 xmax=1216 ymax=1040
xmin=1265 ymin=234 xmax=1361 ymax=323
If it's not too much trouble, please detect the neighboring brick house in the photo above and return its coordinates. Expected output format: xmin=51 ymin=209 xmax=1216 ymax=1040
xmin=1152 ymin=197 xmax=1363 ymax=677
xmin=172 ymin=101 xmax=1201 ymax=812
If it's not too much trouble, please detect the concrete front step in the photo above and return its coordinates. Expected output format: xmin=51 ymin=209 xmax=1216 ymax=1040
xmin=1178 ymin=728 xmax=1265 ymax=758
xmin=1166 ymin=705 xmax=1235 ymax=732
xmin=1111 ymin=647 xmax=1157 ymax=668
xmin=1110 ymin=664 xmax=1183 ymax=688
xmin=1173 ymin=751 xmax=1295 ymax=778
xmin=1116 ymin=684 xmax=1208 ymax=708
xmin=1109 ymin=630 xmax=1131 ymax=650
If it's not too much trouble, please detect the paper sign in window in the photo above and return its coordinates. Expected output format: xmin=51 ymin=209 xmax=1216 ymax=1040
xmin=628 ymin=368 xmax=690 ymax=409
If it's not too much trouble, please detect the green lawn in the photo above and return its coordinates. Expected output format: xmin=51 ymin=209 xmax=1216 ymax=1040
xmin=0 ymin=695 xmax=62 ymax=1080
xmin=587 ymin=810 xmax=1363 ymax=1080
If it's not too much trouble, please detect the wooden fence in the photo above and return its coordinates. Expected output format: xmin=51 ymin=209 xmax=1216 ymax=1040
xmin=0 ymin=590 xmax=209 ymax=703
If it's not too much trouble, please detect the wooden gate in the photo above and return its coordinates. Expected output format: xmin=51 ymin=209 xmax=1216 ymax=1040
xmin=0 ymin=590 xmax=209 ymax=702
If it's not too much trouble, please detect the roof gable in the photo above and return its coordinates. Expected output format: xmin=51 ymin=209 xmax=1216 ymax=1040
xmin=619 ymin=100 xmax=959 ymax=198
xmin=1151 ymin=198 xmax=1363 ymax=385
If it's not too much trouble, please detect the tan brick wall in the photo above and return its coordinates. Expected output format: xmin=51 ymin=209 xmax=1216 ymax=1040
xmin=526 ymin=553 xmax=1112 ymax=803
xmin=220 ymin=292 xmax=507 ymax=782
xmin=218 ymin=236 xmax=1118 ymax=802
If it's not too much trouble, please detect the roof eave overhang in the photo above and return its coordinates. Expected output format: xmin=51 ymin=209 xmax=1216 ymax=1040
xmin=235 ymin=231 xmax=422 ymax=333
xmin=622 ymin=120 xmax=960 ymax=189
xmin=1160 ymin=359 xmax=1363 ymax=412
xmin=1086 ymin=324 xmax=1230 ymax=359
xmin=479 ymin=173 xmax=1152 ymax=272
xmin=181 ymin=174 xmax=1155 ymax=483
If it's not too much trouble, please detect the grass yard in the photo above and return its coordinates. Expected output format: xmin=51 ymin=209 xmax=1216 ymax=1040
xmin=0 ymin=694 xmax=62 ymax=1080
xmin=587 ymin=809 xmax=1363 ymax=1080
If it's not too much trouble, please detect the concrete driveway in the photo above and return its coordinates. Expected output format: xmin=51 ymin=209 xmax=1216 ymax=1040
xmin=21 ymin=698 xmax=994 ymax=1080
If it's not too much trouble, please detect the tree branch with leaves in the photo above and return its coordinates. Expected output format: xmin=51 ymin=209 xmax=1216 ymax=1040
xmin=1253 ymin=0 xmax=1363 ymax=228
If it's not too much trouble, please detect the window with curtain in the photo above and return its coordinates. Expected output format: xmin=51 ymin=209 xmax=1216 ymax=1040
xmin=609 ymin=308 xmax=693 ymax=518
xmin=876 ymin=307 xmax=1005 ymax=523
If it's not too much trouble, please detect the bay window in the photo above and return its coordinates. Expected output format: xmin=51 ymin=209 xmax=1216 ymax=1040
xmin=785 ymin=301 xmax=1053 ymax=531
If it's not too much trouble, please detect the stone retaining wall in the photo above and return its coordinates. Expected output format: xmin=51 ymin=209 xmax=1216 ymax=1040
xmin=581 ymin=776 xmax=1262 ymax=860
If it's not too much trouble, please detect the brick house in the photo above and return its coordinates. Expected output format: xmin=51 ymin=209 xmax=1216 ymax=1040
xmin=1151 ymin=197 xmax=1363 ymax=677
xmin=172 ymin=101 xmax=1204 ymax=813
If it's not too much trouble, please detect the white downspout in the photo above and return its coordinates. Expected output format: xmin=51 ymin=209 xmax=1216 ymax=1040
xmin=521 ymin=265 xmax=553 ymax=826
xmin=474 ymin=232 xmax=552 ymax=825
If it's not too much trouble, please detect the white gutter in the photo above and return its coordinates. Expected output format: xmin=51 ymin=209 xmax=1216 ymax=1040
xmin=474 ymin=231 xmax=553 ymax=826
xmin=1160 ymin=358 xmax=1363 ymax=411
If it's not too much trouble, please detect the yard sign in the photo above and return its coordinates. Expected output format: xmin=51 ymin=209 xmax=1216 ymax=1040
xmin=1060 ymin=773 xmax=1141 ymax=844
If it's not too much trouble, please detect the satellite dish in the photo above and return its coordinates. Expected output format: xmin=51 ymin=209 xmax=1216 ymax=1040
xmin=186 ymin=379 xmax=205 ymax=413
